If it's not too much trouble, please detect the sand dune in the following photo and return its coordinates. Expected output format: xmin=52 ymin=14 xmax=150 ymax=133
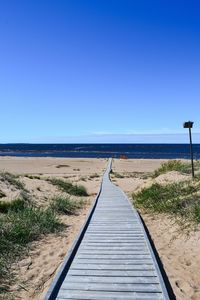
xmin=0 ymin=157 xmax=199 ymax=299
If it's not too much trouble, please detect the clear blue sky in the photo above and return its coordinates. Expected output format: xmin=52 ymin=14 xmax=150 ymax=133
xmin=0 ymin=0 xmax=200 ymax=143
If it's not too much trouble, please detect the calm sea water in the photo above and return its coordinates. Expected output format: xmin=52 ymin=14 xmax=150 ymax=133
xmin=0 ymin=144 xmax=200 ymax=159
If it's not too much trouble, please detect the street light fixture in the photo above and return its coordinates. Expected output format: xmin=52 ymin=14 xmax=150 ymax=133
xmin=183 ymin=121 xmax=194 ymax=178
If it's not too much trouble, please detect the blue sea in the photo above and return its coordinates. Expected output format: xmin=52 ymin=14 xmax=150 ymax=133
xmin=0 ymin=144 xmax=200 ymax=159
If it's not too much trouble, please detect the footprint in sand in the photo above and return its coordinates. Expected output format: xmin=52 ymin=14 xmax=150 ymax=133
xmin=185 ymin=259 xmax=191 ymax=266
xmin=175 ymin=280 xmax=183 ymax=292
xmin=175 ymin=279 xmax=194 ymax=297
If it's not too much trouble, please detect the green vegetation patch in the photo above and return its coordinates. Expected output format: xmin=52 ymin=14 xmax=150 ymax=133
xmin=132 ymin=181 xmax=200 ymax=223
xmin=152 ymin=160 xmax=192 ymax=178
xmin=0 ymin=199 xmax=26 ymax=213
xmin=111 ymin=172 xmax=124 ymax=178
xmin=89 ymin=173 xmax=100 ymax=179
xmin=2 ymin=207 xmax=61 ymax=245
xmin=50 ymin=196 xmax=85 ymax=215
xmin=48 ymin=178 xmax=88 ymax=196
xmin=0 ymin=172 xmax=25 ymax=190
xmin=24 ymin=174 xmax=41 ymax=180
xmin=193 ymin=203 xmax=200 ymax=223
xmin=0 ymin=190 xmax=6 ymax=198
xmin=0 ymin=206 xmax=62 ymax=283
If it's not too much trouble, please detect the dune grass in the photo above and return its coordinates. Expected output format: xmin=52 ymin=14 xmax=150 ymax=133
xmin=113 ymin=172 xmax=125 ymax=178
xmin=0 ymin=198 xmax=26 ymax=213
xmin=50 ymin=196 xmax=85 ymax=215
xmin=0 ymin=206 xmax=62 ymax=285
xmin=152 ymin=159 xmax=200 ymax=178
xmin=0 ymin=172 xmax=31 ymax=205
xmin=132 ymin=181 xmax=200 ymax=223
xmin=152 ymin=160 xmax=191 ymax=178
xmin=48 ymin=178 xmax=88 ymax=196
xmin=0 ymin=192 xmax=87 ymax=287
xmin=0 ymin=172 xmax=89 ymax=291
xmin=110 ymin=170 xmax=125 ymax=178
xmin=0 ymin=172 xmax=25 ymax=190
xmin=89 ymin=173 xmax=100 ymax=179
xmin=0 ymin=190 xmax=6 ymax=198
xmin=24 ymin=174 xmax=41 ymax=180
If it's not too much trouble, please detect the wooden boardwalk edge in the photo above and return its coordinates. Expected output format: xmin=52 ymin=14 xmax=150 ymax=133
xmin=44 ymin=163 xmax=106 ymax=300
xmin=44 ymin=158 xmax=174 ymax=300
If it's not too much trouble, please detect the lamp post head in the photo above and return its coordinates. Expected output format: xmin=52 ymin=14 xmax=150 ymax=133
xmin=183 ymin=121 xmax=194 ymax=129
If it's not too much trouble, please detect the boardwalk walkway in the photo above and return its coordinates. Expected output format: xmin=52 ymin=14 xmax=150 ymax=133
xmin=46 ymin=159 xmax=170 ymax=300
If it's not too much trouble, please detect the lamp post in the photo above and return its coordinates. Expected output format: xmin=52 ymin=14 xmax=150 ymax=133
xmin=183 ymin=121 xmax=194 ymax=178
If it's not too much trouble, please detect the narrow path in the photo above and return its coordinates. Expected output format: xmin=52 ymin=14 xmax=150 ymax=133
xmin=45 ymin=159 xmax=171 ymax=299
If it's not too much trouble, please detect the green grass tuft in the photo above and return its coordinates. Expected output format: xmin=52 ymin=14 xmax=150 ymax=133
xmin=0 ymin=172 xmax=25 ymax=190
xmin=153 ymin=160 xmax=200 ymax=178
xmin=193 ymin=202 xmax=200 ymax=223
xmin=48 ymin=178 xmax=88 ymax=196
xmin=153 ymin=160 xmax=191 ymax=178
xmin=24 ymin=174 xmax=41 ymax=180
xmin=132 ymin=181 xmax=200 ymax=223
xmin=0 ymin=190 xmax=6 ymax=198
xmin=0 ymin=206 xmax=62 ymax=282
xmin=0 ymin=199 xmax=26 ymax=213
xmin=89 ymin=173 xmax=100 ymax=179
xmin=4 ymin=207 xmax=61 ymax=245
xmin=50 ymin=196 xmax=85 ymax=215
xmin=111 ymin=172 xmax=124 ymax=178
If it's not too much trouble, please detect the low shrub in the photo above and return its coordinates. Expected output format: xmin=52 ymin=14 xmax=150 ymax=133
xmin=0 ymin=207 xmax=62 ymax=283
xmin=89 ymin=173 xmax=100 ymax=179
xmin=111 ymin=172 xmax=124 ymax=178
xmin=48 ymin=178 xmax=88 ymax=196
xmin=50 ymin=196 xmax=85 ymax=215
xmin=0 ymin=198 xmax=26 ymax=213
xmin=153 ymin=160 xmax=191 ymax=178
xmin=24 ymin=175 xmax=41 ymax=180
xmin=0 ymin=172 xmax=25 ymax=190
xmin=2 ymin=207 xmax=61 ymax=246
xmin=193 ymin=202 xmax=200 ymax=223
xmin=132 ymin=181 xmax=200 ymax=223
xmin=0 ymin=190 xmax=6 ymax=198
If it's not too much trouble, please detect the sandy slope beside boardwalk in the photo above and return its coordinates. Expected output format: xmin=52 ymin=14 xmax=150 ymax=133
xmin=0 ymin=157 xmax=200 ymax=300
xmin=112 ymin=158 xmax=200 ymax=300
xmin=0 ymin=157 xmax=107 ymax=300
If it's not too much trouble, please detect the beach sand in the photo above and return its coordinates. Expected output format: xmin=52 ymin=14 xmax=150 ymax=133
xmin=112 ymin=158 xmax=200 ymax=300
xmin=0 ymin=157 xmax=199 ymax=299
xmin=0 ymin=157 xmax=107 ymax=300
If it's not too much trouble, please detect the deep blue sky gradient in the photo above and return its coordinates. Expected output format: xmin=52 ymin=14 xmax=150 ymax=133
xmin=0 ymin=1 xmax=200 ymax=142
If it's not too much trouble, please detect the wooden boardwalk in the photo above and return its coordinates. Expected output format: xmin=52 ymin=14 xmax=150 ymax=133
xmin=45 ymin=159 xmax=170 ymax=300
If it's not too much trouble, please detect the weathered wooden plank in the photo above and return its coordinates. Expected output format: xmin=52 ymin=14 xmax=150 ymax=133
xmin=81 ymin=242 xmax=146 ymax=246
xmin=80 ymin=244 xmax=146 ymax=248
xmin=45 ymin=159 xmax=170 ymax=300
xmin=83 ymin=238 xmax=145 ymax=241
xmin=61 ymin=275 xmax=159 ymax=284
xmin=85 ymin=233 xmax=144 ymax=236
xmin=73 ymin=259 xmax=153 ymax=264
xmin=68 ymin=269 xmax=156 ymax=277
xmin=71 ymin=263 xmax=154 ymax=271
xmin=77 ymin=252 xmax=149 ymax=256
xmin=76 ymin=254 xmax=151 ymax=259
xmin=61 ymin=282 xmax=161 ymax=292
xmin=57 ymin=290 xmax=164 ymax=300
xmin=87 ymin=229 xmax=141 ymax=232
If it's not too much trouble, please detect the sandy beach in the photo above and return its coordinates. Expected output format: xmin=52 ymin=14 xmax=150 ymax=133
xmin=0 ymin=157 xmax=199 ymax=300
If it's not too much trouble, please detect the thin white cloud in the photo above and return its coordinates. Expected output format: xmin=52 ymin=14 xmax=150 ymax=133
xmin=5 ymin=132 xmax=199 ymax=144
